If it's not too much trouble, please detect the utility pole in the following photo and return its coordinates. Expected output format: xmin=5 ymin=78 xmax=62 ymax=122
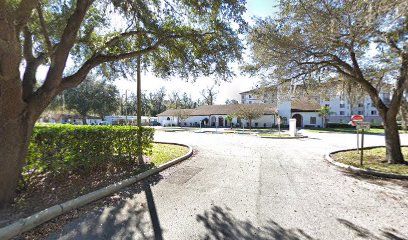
xmin=137 ymin=56 xmax=143 ymax=165
xmin=125 ymin=90 xmax=128 ymax=125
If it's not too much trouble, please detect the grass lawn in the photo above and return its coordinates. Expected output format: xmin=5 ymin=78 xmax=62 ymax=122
xmin=305 ymin=128 xmax=388 ymax=134
xmin=235 ymin=128 xmax=280 ymax=132
xmin=149 ymin=143 xmax=190 ymax=166
xmin=332 ymin=147 xmax=408 ymax=175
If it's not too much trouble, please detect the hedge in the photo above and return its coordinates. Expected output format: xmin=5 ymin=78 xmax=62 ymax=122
xmin=326 ymin=123 xmax=404 ymax=130
xmin=25 ymin=125 xmax=155 ymax=176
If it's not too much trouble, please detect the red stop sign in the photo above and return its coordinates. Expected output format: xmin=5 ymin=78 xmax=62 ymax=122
xmin=351 ymin=115 xmax=364 ymax=122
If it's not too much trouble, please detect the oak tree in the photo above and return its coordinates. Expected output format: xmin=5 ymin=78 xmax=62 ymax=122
xmin=247 ymin=0 xmax=407 ymax=164
xmin=0 ymin=0 xmax=246 ymax=207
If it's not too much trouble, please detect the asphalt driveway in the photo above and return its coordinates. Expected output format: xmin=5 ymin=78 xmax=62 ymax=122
xmin=47 ymin=131 xmax=408 ymax=240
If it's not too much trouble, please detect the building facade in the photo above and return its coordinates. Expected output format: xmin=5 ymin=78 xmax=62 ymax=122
xmin=157 ymin=100 xmax=323 ymax=128
xmin=239 ymin=86 xmax=390 ymax=124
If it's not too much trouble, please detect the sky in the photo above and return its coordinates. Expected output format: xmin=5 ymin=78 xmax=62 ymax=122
xmin=115 ymin=0 xmax=279 ymax=104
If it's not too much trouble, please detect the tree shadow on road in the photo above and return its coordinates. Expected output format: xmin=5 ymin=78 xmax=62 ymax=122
xmin=196 ymin=205 xmax=315 ymax=240
xmin=337 ymin=218 xmax=408 ymax=240
xmin=44 ymin=174 xmax=164 ymax=240
xmin=340 ymin=170 xmax=408 ymax=190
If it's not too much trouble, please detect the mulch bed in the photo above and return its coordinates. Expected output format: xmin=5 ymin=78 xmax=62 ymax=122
xmin=0 ymin=157 xmax=153 ymax=229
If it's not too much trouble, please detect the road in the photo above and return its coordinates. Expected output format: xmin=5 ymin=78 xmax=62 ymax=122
xmin=47 ymin=131 xmax=408 ymax=240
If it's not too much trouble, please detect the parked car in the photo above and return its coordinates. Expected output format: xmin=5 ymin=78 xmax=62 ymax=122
xmin=151 ymin=121 xmax=161 ymax=126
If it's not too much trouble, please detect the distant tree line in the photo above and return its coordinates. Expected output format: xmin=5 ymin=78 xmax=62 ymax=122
xmin=48 ymin=82 xmax=236 ymax=118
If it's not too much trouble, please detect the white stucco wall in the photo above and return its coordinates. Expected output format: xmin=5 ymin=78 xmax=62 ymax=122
xmin=241 ymin=115 xmax=276 ymax=128
xmin=278 ymin=101 xmax=292 ymax=120
xmin=292 ymin=112 xmax=322 ymax=128
xmin=158 ymin=116 xmax=178 ymax=126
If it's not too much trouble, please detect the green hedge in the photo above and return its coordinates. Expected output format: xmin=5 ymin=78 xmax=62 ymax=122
xmin=26 ymin=125 xmax=154 ymax=176
xmin=326 ymin=123 xmax=355 ymax=128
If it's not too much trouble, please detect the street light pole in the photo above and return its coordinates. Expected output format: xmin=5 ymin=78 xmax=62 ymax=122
xmin=125 ymin=89 xmax=128 ymax=125
xmin=137 ymin=56 xmax=143 ymax=165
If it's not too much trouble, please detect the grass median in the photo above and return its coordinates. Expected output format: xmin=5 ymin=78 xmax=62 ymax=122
xmin=331 ymin=147 xmax=408 ymax=175
xmin=149 ymin=143 xmax=190 ymax=166
xmin=258 ymin=133 xmax=290 ymax=138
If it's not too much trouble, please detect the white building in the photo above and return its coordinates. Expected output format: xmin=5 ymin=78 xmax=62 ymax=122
xmin=157 ymin=105 xmax=277 ymax=128
xmin=157 ymin=100 xmax=323 ymax=128
xmin=105 ymin=116 xmax=157 ymax=125
xmin=239 ymin=85 xmax=390 ymax=125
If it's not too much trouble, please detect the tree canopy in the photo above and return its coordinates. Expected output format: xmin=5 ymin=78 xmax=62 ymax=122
xmin=64 ymin=77 xmax=119 ymax=121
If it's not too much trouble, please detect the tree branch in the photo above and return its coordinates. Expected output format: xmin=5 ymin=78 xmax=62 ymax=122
xmin=22 ymin=27 xmax=46 ymax=100
xmin=101 ymin=30 xmax=151 ymax=50
xmin=41 ymin=0 xmax=94 ymax=91
xmin=59 ymin=38 xmax=165 ymax=90
xmin=36 ymin=3 xmax=52 ymax=54
xmin=349 ymin=50 xmax=388 ymax=115
xmin=389 ymin=52 xmax=408 ymax=116
xmin=15 ymin=0 xmax=39 ymax=33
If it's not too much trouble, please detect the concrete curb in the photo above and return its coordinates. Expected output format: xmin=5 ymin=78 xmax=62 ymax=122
xmin=325 ymin=145 xmax=408 ymax=180
xmin=0 ymin=142 xmax=193 ymax=240
xmin=258 ymin=135 xmax=308 ymax=139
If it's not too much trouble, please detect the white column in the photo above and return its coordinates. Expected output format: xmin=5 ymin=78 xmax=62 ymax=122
xmin=289 ymin=119 xmax=297 ymax=137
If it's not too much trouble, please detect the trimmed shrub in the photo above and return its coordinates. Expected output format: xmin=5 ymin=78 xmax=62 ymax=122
xmin=26 ymin=125 xmax=154 ymax=176
xmin=326 ymin=123 xmax=354 ymax=128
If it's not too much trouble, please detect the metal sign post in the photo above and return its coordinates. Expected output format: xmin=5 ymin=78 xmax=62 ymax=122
xmin=361 ymin=129 xmax=364 ymax=165
xmin=351 ymin=115 xmax=364 ymax=154
xmin=356 ymin=122 xmax=370 ymax=166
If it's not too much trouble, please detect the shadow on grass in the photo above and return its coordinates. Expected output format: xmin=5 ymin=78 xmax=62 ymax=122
xmin=337 ymin=218 xmax=408 ymax=240
xmin=45 ymin=173 xmax=164 ymax=240
xmin=196 ymin=205 xmax=315 ymax=240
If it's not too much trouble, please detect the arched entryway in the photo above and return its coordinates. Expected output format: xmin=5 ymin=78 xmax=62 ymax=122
xmin=218 ymin=116 xmax=224 ymax=127
xmin=292 ymin=114 xmax=302 ymax=128
xmin=211 ymin=116 xmax=216 ymax=127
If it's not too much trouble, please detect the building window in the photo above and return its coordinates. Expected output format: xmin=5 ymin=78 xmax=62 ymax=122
xmin=255 ymin=122 xmax=258 ymax=127
xmin=325 ymin=104 xmax=330 ymax=108
xmin=358 ymin=103 xmax=364 ymax=107
xmin=282 ymin=117 xmax=288 ymax=125
xmin=358 ymin=111 xmax=363 ymax=115
xmin=249 ymin=95 xmax=252 ymax=98
xmin=310 ymin=117 xmax=316 ymax=124
xmin=371 ymin=110 xmax=377 ymax=115
xmin=340 ymin=111 xmax=345 ymax=115
xmin=340 ymin=104 xmax=345 ymax=108
xmin=249 ymin=101 xmax=252 ymax=104
xmin=167 ymin=117 xmax=170 ymax=120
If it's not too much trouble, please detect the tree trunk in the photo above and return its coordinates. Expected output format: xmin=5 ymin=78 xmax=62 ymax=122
xmin=0 ymin=115 xmax=34 ymax=208
xmin=383 ymin=115 xmax=405 ymax=164
xmin=82 ymin=116 xmax=87 ymax=125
